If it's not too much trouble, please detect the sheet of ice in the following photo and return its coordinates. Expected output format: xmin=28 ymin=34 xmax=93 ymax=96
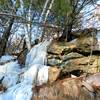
xmin=0 ymin=83 xmax=33 ymax=100
xmin=0 ymin=64 xmax=49 ymax=100
xmin=20 ymin=64 xmax=40 ymax=84
xmin=0 ymin=59 xmax=21 ymax=88
xmin=0 ymin=40 xmax=51 ymax=100
xmin=25 ymin=40 xmax=51 ymax=67
xmin=2 ymin=73 xmax=19 ymax=88
xmin=0 ymin=55 xmax=16 ymax=63
xmin=21 ymin=64 xmax=49 ymax=85
xmin=37 ymin=65 xmax=49 ymax=85
xmin=0 ymin=61 xmax=21 ymax=75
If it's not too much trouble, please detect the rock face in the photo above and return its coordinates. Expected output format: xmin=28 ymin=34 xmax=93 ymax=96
xmin=47 ymin=36 xmax=100 ymax=74
xmin=48 ymin=67 xmax=61 ymax=83
xmin=34 ymin=34 xmax=100 ymax=100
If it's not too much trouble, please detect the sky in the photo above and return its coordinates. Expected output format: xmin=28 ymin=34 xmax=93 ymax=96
xmin=83 ymin=1 xmax=100 ymax=29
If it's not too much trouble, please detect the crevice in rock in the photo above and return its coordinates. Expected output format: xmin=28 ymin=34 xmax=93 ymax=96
xmin=58 ymin=70 xmax=84 ymax=80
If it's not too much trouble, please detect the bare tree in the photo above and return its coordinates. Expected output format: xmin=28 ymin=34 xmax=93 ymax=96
xmin=57 ymin=0 xmax=98 ymax=41
xmin=0 ymin=0 xmax=17 ymax=56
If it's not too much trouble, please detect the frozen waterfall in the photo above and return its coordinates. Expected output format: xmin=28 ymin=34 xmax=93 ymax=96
xmin=0 ymin=40 xmax=51 ymax=100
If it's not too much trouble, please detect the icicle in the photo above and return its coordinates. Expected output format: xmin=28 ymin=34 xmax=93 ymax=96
xmin=25 ymin=40 xmax=51 ymax=67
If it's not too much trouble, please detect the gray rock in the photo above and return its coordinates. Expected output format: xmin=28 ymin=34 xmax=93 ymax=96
xmin=48 ymin=58 xmax=62 ymax=66
xmin=62 ymin=52 xmax=84 ymax=61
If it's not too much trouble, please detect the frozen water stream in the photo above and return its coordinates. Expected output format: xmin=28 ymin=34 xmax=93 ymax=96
xmin=0 ymin=40 xmax=51 ymax=100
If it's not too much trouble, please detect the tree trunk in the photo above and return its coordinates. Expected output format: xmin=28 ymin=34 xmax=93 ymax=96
xmin=39 ymin=0 xmax=50 ymax=22
xmin=59 ymin=23 xmax=73 ymax=42
xmin=0 ymin=18 xmax=14 ymax=57
xmin=44 ymin=0 xmax=55 ymax=22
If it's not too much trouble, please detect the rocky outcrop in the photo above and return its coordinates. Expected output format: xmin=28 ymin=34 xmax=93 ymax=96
xmin=47 ymin=36 xmax=100 ymax=74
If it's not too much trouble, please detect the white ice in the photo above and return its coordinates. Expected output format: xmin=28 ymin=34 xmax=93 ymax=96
xmin=0 ymin=40 xmax=51 ymax=100
xmin=0 ymin=61 xmax=20 ymax=74
xmin=2 ymin=73 xmax=19 ymax=88
xmin=0 ymin=55 xmax=16 ymax=63
xmin=25 ymin=40 xmax=51 ymax=67
xmin=0 ymin=83 xmax=33 ymax=100
xmin=0 ymin=60 xmax=21 ymax=89
xmin=37 ymin=65 xmax=49 ymax=85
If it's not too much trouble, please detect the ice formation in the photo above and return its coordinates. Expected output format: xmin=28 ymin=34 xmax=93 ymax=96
xmin=0 ymin=40 xmax=51 ymax=100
